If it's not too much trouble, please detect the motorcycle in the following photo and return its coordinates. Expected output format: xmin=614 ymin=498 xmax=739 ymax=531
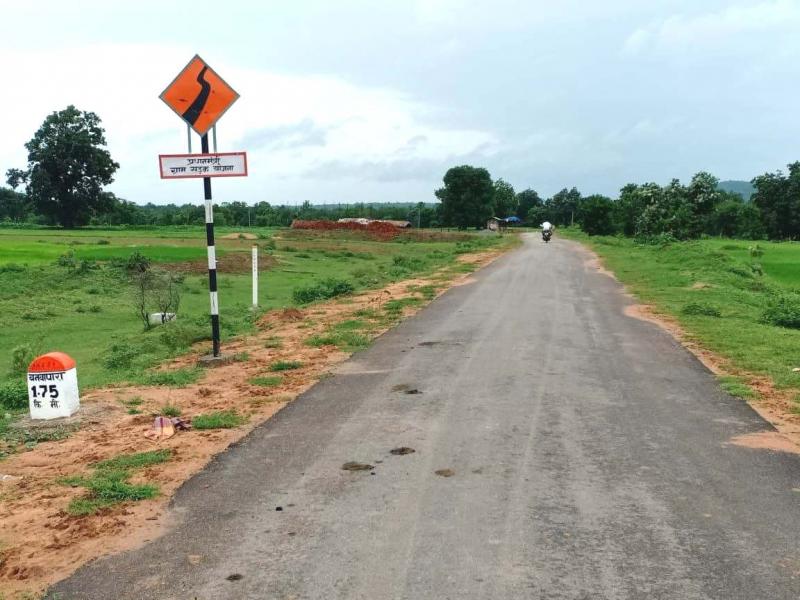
xmin=542 ymin=229 xmax=552 ymax=243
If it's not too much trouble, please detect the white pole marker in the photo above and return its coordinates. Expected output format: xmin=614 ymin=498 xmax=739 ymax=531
xmin=252 ymin=244 xmax=258 ymax=308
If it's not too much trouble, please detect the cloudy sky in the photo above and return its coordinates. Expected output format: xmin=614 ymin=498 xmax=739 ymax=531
xmin=1 ymin=0 xmax=798 ymax=206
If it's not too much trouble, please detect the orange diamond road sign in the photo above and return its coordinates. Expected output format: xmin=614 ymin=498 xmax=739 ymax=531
xmin=160 ymin=54 xmax=239 ymax=136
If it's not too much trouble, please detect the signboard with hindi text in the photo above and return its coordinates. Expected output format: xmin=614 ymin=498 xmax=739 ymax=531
xmin=28 ymin=352 xmax=80 ymax=420
xmin=159 ymin=152 xmax=248 ymax=179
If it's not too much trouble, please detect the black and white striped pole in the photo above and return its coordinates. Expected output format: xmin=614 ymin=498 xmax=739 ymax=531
xmin=201 ymin=131 xmax=221 ymax=357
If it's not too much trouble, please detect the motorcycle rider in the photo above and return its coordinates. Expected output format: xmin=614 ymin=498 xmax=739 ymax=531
xmin=541 ymin=221 xmax=554 ymax=242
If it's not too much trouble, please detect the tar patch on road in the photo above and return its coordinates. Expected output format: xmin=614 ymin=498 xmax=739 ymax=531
xmin=390 ymin=447 xmax=416 ymax=455
xmin=226 ymin=573 xmax=244 ymax=581
xmin=435 ymin=468 xmax=455 ymax=477
xmin=392 ymin=384 xmax=422 ymax=395
xmin=342 ymin=462 xmax=374 ymax=471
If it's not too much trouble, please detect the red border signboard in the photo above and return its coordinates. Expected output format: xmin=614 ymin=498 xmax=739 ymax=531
xmin=159 ymin=152 xmax=248 ymax=179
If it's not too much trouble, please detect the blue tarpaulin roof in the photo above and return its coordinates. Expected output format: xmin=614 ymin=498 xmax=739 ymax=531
xmin=503 ymin=216 xmax=522 ymax=223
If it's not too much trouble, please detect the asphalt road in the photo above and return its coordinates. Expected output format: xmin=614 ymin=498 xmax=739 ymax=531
xmin=50 ymin=235 xmax=800 ymax=600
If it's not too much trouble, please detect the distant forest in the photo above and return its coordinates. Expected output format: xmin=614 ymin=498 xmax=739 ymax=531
xmin=1 ymin=169 xmax=798 ymax=240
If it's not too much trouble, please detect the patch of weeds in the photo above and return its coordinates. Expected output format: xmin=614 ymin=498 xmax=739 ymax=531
xmin=351 ymin=267 xmax=382 ymax=287
xmin=384 ymin=297 xmax=422 ymax=316
xmin=353 ymin=308 xmax=380 ymax=319
xmin=294 ymin=252 xmax=312 ymax=259
xmin=96 ymin=449 xmax=171 ymax=471
xmin=139 ymin=367 xmax=202 ymax=387
xmin=418 ymin=285 xmax=438 ymax=300
xmin=682 ymin=303 xmax=722 ymax=318
xmin=249 ymin=375 xmax=282 ymax=387
xmin=718 ymin=376 xmax=758 ymax=400
xmin=269 ymin=360 xmax=303 ymax=372
xmin=60 ymin=451 xmax=171 ymax=515
xmin=293 ymin=278 xmax=355 ymax=304
xmin=332 ymin=319 xmax=368 ymax=332
xmin=88 ymin=304 xmax=102 ymax=313
xmin=263 ymin=336 xmax=283 ymax=349
xmin=233 ymin=352 xmax=250 ymax=362
xmin=192 ymin=410 xmax=246 ymax=430
xmin=5 ymin=426 xmax=75 ymax=448
xmin=391 ymin=255 xmax=426 ymax=272
xmin=306 ymin=331 xmax=370 ymax=352
xmin=159 ymin=404 xmax=181 ymax=417
xmin=127 ymin=407 xmax=142 ymax=415
xmin=451 ymin=262 xmax=477 ymax=274
xmin=86 ymin=287 xmax=101 ymax=295
xmin=0 ymin=381 xmax=27 ymax=411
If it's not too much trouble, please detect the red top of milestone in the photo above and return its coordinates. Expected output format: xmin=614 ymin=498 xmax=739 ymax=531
xmin=28 ymin=352 xmax=76 ymax=373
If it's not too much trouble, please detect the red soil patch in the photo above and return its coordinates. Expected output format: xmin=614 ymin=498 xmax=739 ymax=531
xmin=727 ymin=431 xmax=800 ymax=454
xmin=164 ymin=251 xmax=277 ymax=275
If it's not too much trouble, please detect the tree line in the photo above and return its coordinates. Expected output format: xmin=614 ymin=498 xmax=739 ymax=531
xmin=3 ymin=106 xmax=800 ymax=239
xmin=435 ymin=165 xmax=800 ymax=240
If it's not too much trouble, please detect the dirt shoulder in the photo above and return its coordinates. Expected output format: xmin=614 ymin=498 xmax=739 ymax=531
xmin=574 ymin=240 xmax=800 ymax=451
xmin=0 ymin=247 xmax=509 ymax=599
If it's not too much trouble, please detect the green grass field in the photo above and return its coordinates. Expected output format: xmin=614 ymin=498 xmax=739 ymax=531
xmin=563 ymin=231 xmax=800 ymax=402
xmin=0 ymin=227 xmax=512 ymax=396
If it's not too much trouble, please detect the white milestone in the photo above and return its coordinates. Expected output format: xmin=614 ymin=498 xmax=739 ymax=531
xmin=27 ymin=352 xmax=80 ymax=420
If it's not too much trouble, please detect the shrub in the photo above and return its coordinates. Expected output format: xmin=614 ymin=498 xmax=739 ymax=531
xmin=159 ymin=404 xmax=181 ymax=417
xmin=682 ymin=303 xmax=721 ymax=318
xmin=57 ymin=250 xmax=77 ymax=268
xmin=159 ymin=322 xmax=210 ymax=352
xmin=0 ymin=380 xmax=28 ymax=410
xmin=391 ymin=255 xmax=425 ymax=271
xmin=10 ymin=344 xmax=35 ymax=376
xmin=292 ymin=278 xmax=355 ymax=304
xmin=761 ymin=295 xmax=800 ymax=329
xmin=103 ymin=343 xmax=138 ymax=370
xmin=125 ymin=251 xmax=151 ymax=273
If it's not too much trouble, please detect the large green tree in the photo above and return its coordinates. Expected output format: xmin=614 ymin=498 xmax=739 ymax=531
xmin=752 ymin=163 xmax=800 ymax=240
xmin=515 ymin=188 xmax=542 ymax=221
xmin=546 ymin=187 xmax=582 ymax=226
xmin=6 ymin=105 xmax=119 ymax=228
xmin=578 ymin=195 xmax=616 ymax=235
xmin=0 ymin=187 xmax=32 ymax=222
xmin=492 ymin=178 xmax=517 ymax=218
xmin=435 ymin=165 xmax=494 ymax=229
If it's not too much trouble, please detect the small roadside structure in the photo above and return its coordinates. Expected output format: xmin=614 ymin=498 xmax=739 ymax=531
xmin=27 ymin=352 xmax=80 ymax=419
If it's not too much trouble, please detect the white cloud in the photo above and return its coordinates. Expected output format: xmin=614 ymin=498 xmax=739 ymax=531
xmin=623 ymin=0 xmax=800 ymax=54
xmin=0 ymin=43 xmax=495 ymax=204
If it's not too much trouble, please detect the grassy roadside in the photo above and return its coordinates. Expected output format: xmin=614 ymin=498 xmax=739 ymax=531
xmin=0 ymin=228 xmax=519 ymax=458
xmin=560 ymin=229 xmax=800 ymax=410
xmin=0 ymin=229 xmax=514 ymax=390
